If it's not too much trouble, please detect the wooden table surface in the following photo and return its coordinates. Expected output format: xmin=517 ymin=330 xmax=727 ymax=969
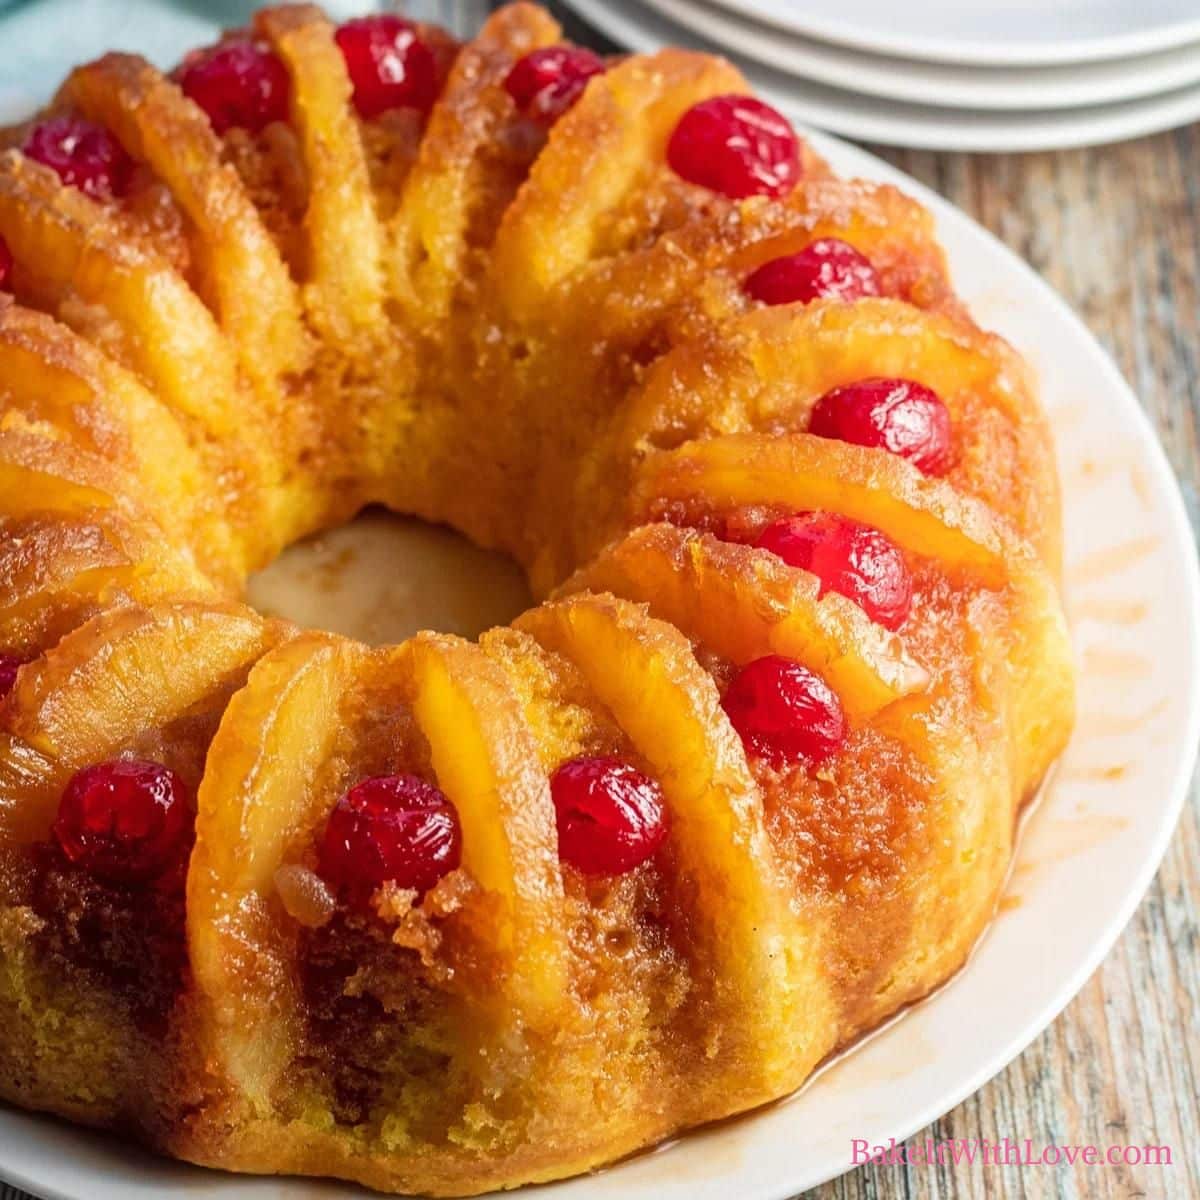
xmin=4 ymin=6 xmax=1199 ymax=1200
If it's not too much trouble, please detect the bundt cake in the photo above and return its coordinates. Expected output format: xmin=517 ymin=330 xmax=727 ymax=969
xmin=0 ymin=4 xmax=1074 ymax=1195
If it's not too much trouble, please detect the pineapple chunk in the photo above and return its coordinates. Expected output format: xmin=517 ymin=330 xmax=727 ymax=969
xmin=632 ymin=432 xmax=1007 ymax=585
xmin=390 ymin=2 xmax=559 ymax=320
xmin=404 ymin=632 xmax=567 ymax=1021
xmin=65 ymin=53 xmax=310 ymax=390
xmin=257 ymin=6 xmax=385 ymax=345
xmin=517 ymin=593 xmax=831 ymax=1086
xmin=491 ymin=49 xmax=747 ymax=319
xmin=561 ymin=524 xmax=927 ymax=721
xmin=188 ymin=633 xmax=366 ymax=1109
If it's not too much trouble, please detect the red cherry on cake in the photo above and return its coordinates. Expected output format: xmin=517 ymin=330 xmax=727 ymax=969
xmin=808 ymin=377 xmax=953 ymax=475
xmin=667 ymin=94 xmax=800 ymax=199
xmin=0 ymin=653 xmax=26 ymax=698
xmin=550 ymin=755 xmax=668 ymax=875
xmin=178 ymin=39 xmax=290 ymax=135
xmin=319 ymin=774 xmax=461 ymax=900
xmin=721 ymin=655 xmax=846 ymax=766
xmin=335 ymin=15 xmax=438 ymax=119
xmin=23 ymin=116 xmax=132 ymax=201
xmin=504 ymin=46 xmax=605 ymax=125
xmin=53 ymin=759 xmax=193 ymax=885
xmin=0 ymin=237 xmax=12 ymax=290
xmin=744 ymin=238 xmax=881 ymax=306
xmin=755 ymin=513 xmax=912 ymax=631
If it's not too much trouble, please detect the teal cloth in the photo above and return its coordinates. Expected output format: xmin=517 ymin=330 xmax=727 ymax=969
xmin=0 ymin=0 xmax=380 ymax=122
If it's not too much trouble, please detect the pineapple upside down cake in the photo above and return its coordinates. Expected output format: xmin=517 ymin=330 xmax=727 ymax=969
xmin=0 ymin=4 xmax=1074 ymax=1196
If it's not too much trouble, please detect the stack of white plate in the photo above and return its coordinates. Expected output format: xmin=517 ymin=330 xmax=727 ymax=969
xmin=560 ymin=0 xmax=1200 ymax=151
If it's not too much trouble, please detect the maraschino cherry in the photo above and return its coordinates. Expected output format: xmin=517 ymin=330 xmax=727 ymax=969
xmin=808 ymin=377 xmax=953 ymax=475
xmin=721 ymin=656 xmax=846 ymax=767
xmin=53 ymin=760 xmax=193 ymax=885
xmin=667 ymin=94 xmax=800 ymax=199
xmin=23 ymin=116 xmax=132 ymax=200
xmin=335 ymin=15 xmax=438 ymax=119
xmin=178 ymin=39 xmax=290 ymax=134
xmin=0 ymin=237 xmax=12 ymax=291
xmin=550 ymin=755 xmax=668 ymax=875
xmin=745 ymin=238 xmax=881 ymax=306
xmin=504 ymin=46 xmax=605 ymax=125
xmin=319 ymin=774 xmax=461 ymax=902
xmin=755 ymin=512 xmax=912 ymax=630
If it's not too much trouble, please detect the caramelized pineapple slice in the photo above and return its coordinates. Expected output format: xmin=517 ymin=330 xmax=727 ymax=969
xmin=606 ymin=297 xmax=1057 ymax=566
xmin=517 ymin=593 xmax=831 ymax=1086
xmin=0 ymin=513 xmax=214 ymax=657
xmin=404 ymin=632 xmax=567 ymax=1021
xmin=0 ymin=154 xmax=288 ymax=563
xmin=0 ymin=434 xmax=117 ymax=520
xmin=630 ymin=432 xmax=1007 ymax=585
xmin=0 ymin=602 xmax=279 ymax=847
xmin=557 ymin=178 xmax=956 ymax=353
xmin=0 ymin=415 xmax=207 ymax=584
xmin=0 ymin=733 xmax=61 ymax=855
xmin=618 ymin=297 xmax=1038 ymax=448
xmin=391 ymin=2 xmax=559 ymax=320
xmin=257 ymin=5 xmax=385 ymax=345
xmin=561 ymin=524 xmax=927 ymax=720
xmin=480 ymin=625 xmax=618 ymax=775
xmin=188 ymin=633 xmax=366 ymax=1109
xmin=64 ymin=54 xmax=310 ymax=393
xmin=0 ymin=304 xmax=240 ymax=584
xmin=631 ymin=434 xmax=1072 ymax=797
xmin=0 ymin=153 xmax=247 ymax=443
xmin=491 ymin=50 xmax=747 ymax=319
xmin=0 ymin=516 xmax=127 ymax=618
xmin=786 ymin=179 xmax=955 ymax=311
xmin=634 ymin=430 xmax=1070 ymax=808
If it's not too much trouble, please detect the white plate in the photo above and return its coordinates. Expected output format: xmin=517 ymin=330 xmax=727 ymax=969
xmin=642 ymin=0 xmax=1200 ymax=112
xmin=565 ymin=0 xmax=1200 ymax=152
xmin=2 ymin=58 xmax=1200 ymax=1200
xmin=705 ymin=0 xmax=1200 ymax=67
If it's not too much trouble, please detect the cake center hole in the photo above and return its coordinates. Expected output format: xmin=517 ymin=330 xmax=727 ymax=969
xmin=245 ymin=507 xmax=534 ymax=645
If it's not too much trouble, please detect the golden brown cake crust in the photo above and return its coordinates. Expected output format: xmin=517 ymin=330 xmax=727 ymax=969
xmin=0 ymin=4 xmax=1073 ymax=1196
